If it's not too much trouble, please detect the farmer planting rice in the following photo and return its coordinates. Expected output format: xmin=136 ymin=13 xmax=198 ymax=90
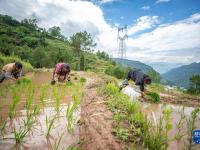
xmin=0 ymin=62 xmax=23 ymax=83
xmin=51 ymin=63 xmax=71 ymax=85
xmin=120 ymin=69 xmax=152 ymax=97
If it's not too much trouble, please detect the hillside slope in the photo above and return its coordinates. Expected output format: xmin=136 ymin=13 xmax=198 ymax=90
xmin=113 ymin=58 xmax=155 ymax=73
xmin=162 ymin=62 xmax=200 ymax=88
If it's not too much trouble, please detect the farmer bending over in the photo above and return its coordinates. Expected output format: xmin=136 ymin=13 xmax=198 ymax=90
xmin=120 ymin=69 xmax=151 ymax=97
xmin=0 ymin=62 xmax=23 ymax=83
xmin=51 ymin=63 xmax=71 ymax=85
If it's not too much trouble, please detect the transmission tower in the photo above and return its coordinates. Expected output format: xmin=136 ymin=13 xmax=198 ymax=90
xmin=117 ymin=25 xmax=128 ymax=59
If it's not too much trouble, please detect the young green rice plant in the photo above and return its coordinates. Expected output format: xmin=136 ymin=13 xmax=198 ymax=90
xmin=53 ymin=134 xmax=63 ymax=150
xmin=66 ymin=81 xmax=73 ymax=86
xmin=162 ymin=108 xmax=172 ymax=149
xmin=13 ymin=127 xmax=29 ymax=145
xmin=66 ymin=95 xmax=81 ymax=133
xmin=66 ymin=146 xmax=80 ymax=150
xmin=53 ymin=86 xmax=61 ymax=113
xmin=40 ymin=84 xmax=48 ymax=106
xmin=185 ymin=107 xmax=200 ymax=150
xmin=174 ymin=107 xmax=186 ymax=142
xmin=45 ymin=115 xmax=56 ymax=137
xmin=79 ymin=77 xmax=86 ymax=84
xmin=16 ymin=77 xmax=32 ymax=86
xmin=8 ymin=87 xmax=21 ymax=119
xmin=25 ymin=85 xmax=35 ymax=113
xmin=73 ymin=76 xmax=78 ymax=80
xmin=145 ymin=92 xmax=160 ymax=103
xmin=23 ymin=105 xmax=40 ymax=131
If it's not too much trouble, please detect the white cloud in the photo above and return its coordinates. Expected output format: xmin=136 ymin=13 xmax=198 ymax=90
xmin=126 ymin=13 xmax=200 ymax=63
xmin=156 ymin=0 xmax=171 ymax=4
xmin=128 ymin=16 xmax=159 ymax=35
xmin=98 ymin=0 xmax=120 ymax=5
xmin=141 ymin=6 xmax=150 ymax=10
xmin=0 ymin=0 xmax=199 ymax=64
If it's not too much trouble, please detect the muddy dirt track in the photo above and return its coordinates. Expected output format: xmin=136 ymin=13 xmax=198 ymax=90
xmin=78 ymin=73 xmax=123 ymax=150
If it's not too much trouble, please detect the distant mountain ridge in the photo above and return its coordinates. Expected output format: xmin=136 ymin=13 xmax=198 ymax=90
xmin=112 ymin=58 xmax=155 ymax=73
xmin=162 ymin=62 xmax=200 ymax=88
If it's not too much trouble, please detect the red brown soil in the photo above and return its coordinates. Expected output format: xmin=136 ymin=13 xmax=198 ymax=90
xmin=78 ymin=72 xmax=123 ymax=150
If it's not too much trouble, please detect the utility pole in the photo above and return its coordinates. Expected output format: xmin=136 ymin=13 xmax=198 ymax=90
xmin=117 ymin=25 xmax=128 ymax=59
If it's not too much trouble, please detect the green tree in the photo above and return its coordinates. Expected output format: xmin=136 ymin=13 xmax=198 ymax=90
xmin=48 ymin=26 xmax=61 ymax=38
xmin=68 ymin=31 xmax=96 ymax=70
xmin=187 ymin=75 xmax=200 ymax=94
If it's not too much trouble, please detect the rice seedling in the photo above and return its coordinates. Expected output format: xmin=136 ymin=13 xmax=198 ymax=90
xmin=53 ymin=134 xmax=63 ymax=150
xmin=25 ymin=85 xmax=35 ymax=113
xmin=8 ymin=87 xmax=21 ymax=119
xmin=40 ymin=84 xmax=48 ymax=106
xmin=23 ymin=105 xmax=40 ymax=131
xmin=53 ymin=86 xmax=61 ymax=113
xmin=174 ymin=107 xmax=186 ymax=141
xmin=66 ymin=81 xmax=73 ymax=86
xmin=145 ymin=92 xmax=160 ymax=103
xmin=185 ymin=107 xmax=200 ymax=150
xmin=45 ymin=115 xmax=56 ymax=137
xmin=74 ymin=76 xmax=78 ymax=80
xmin=16 ymin=77 xmax=32 ymax=86
xmin=79 ymin=77 xmax=86 ymax=84
xmin=13 ymin=127 xmax=29 ymax=145
xmin=66 ymin=95 xmax=81 ymax=133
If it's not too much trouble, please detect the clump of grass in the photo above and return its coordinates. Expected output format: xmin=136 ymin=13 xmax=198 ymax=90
xmin=112 ymin=127 xmax=130 ymax=141
xmin=145 ymin=92 xmax=160 ymax=103
xmin=79 ymin=77 xmax=86 ymax=83
xmin=74 ymin=76 xmax=78 ymax=80
xmin=66 ymin=95 xmax=81 ymax=133
xmin=8 ymin=87 xmax=21 ymax=119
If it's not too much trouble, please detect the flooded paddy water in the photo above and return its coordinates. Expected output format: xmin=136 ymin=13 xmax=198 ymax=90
xmin=0 ymin=71 xmax=83 ymax=150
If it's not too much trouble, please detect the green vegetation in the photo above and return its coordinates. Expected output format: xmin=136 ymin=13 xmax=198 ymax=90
xmin=13 ymin=127 xmax=29 ymax=145
xmin=66 ymin=95 xmax=81 ymax=133
xmin=145 ymin=92 xmax=160 ymax=103
xmin=8 ymin=87 xmax=21 ymax=119
xmin=99 ymin=83 xmax=171 ymax=149
xmin=45 ymin=115 xmax=56 ymax=137
xmin=16 ymin=77 xmax=32 ymax=85
xmin=0 ymin=54 xmax=33 ymax=71
xmin=79 ymin=77 xmax=86 ymax=83
xmin=187 ymin=74 xmax=200 ymax=95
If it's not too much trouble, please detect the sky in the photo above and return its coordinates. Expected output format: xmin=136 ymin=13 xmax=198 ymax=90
xmin=0 ymin=0 xmax=200 ymax=66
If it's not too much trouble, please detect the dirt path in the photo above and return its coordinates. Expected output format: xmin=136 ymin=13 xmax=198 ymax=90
xmin=78 ymin=72 xmax=123 ymax=150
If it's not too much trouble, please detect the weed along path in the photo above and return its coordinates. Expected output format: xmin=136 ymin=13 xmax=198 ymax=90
xmin=78 ymin=72 xmax=123 ymax=150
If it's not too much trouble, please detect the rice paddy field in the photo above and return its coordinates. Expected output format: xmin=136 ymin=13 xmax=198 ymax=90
xmin=0 ymin=71 xmax=199 ymax=150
